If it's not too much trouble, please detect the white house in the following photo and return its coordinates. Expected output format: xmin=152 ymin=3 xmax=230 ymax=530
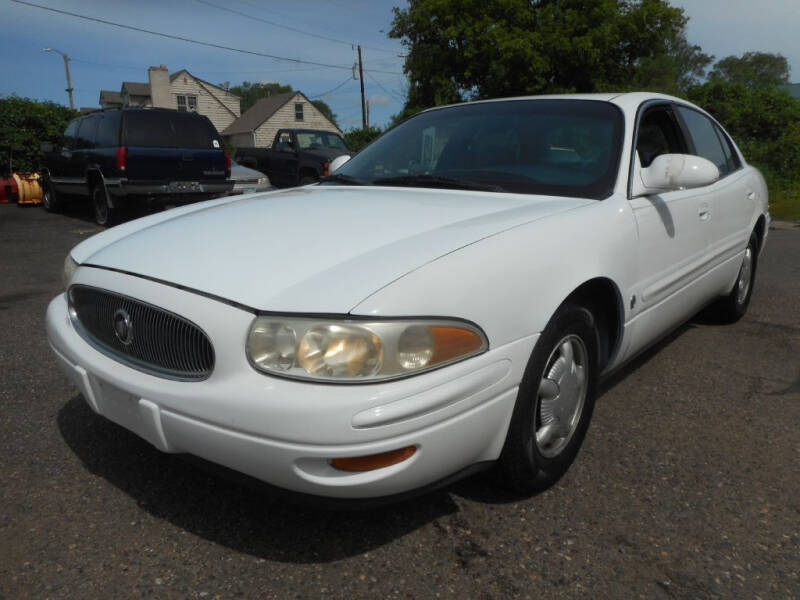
xmin=99 ymin=66 xmax=241 ymax=134
xmin=222 ymin=91 xmax=341 ymax=148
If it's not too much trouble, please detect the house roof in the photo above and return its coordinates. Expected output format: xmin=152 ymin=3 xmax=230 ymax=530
xmin=99 ymin=90 xmax=123 ymax=104
xmin=121 ymin=81 xmax=151 ymax=96
xmin=169 ymin=69 xmax=238 ymax=97
xmin=222 ymin=92 xmax=297 ymax=135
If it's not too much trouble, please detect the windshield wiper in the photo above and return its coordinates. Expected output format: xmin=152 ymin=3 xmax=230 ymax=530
xmin=321 ymin=173 xmax=366 ymax=185
xmin=372 ymin=173 xmax=504 ymax=192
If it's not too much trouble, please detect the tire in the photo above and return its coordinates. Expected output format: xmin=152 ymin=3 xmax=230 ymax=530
xmin=92 ymin=184 xmax=117 ymax=227
xmin=41 ymin=177 xmax=60 ymax=213
xmin=710 ymin=232 xmax=758 ymax=323
xmin=496 ymin=303 xmax=600 ymax=494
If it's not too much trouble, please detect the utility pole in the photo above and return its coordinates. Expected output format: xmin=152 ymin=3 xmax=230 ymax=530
xmin=44 ymin=47 xmax=74 ymax=110
xmin=358 ymin=45 xmax=367 ymax=129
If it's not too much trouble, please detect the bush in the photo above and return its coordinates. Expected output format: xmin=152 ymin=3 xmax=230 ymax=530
xmin=344 ymin=126 xmax=383 ymax=153
xmin=0 ymin=96 xmax=78 ymax=175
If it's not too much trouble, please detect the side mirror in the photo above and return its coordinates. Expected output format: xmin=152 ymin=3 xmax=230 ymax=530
xmin=40 ymin=142 xmax=54 ymax=153
xmin=329 ymin=154 xmax=351 ymax=173
xmin=632 ymin=153 xmax=719 ymax=197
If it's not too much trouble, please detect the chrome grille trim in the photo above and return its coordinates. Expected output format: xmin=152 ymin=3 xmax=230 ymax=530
xmin=68 ymin=285 xmax=215 ymax=381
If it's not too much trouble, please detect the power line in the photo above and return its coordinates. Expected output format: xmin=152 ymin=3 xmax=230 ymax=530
xmin=365 ymin=70 xmax=405 ymax=102
xmin=309 ymin=76 xmax=353 ymax=99
xmin=12 ymin=0 xmax=354 ymax=71
xmin=193 ymin=0 xmax=404 ymax=56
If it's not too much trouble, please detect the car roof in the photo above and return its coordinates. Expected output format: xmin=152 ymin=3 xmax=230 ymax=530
xmin=420 ymin=92 xmax=691 ymax=113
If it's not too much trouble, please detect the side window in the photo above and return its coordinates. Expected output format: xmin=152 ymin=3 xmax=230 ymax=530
xmin=713 ymin=124 xmax=741 ymax=173
xmin=276 ymin=132 xmax=294 ymax=151
xmin=295 ymin=103 xmax=304 ymax=121
xmin=636 ymin=106 xmax=687 ymax=167
xmin=75 ymin=116 xmax=99 ymax=150
xmin=675 ymin=107 xmax=730 ymax=177
xmin=95 ymin=111 xmax=121 ymax=147
xmin=63 ymin=120 xmax=79 ymax=149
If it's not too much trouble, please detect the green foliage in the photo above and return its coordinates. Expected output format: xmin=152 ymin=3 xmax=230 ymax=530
xmin=344 ymin=126 xmax=383 ymax=152
xmin=390 ymin=0 xmax=711 ymax=112
xmin=229 ymin=81 xmax=293 ymax=113
xmin=687 ymin=82 xmax=800 ymax=220
xmin=229 ymin=81 xmax=339 ymax=127
xmin=0 ymin=96 xmax=77 ymax=174
xmin=708 ymin=52 xmax=790 ymax=88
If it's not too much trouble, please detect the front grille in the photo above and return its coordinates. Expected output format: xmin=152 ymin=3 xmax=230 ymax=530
xmin=69 ymin=285 xmax=214 ymax=381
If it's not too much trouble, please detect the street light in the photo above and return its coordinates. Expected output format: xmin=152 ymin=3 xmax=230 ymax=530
xmin=43 ymin=47 xmax=74 ymax=110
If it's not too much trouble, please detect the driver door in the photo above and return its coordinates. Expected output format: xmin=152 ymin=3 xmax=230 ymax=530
xmin=625 ymin=103 xmax=716 ymax=358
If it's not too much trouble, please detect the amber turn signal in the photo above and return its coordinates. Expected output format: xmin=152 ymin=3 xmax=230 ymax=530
xmin=330 ymin=446 xmax=417 ymax=472
xmin=430 ymin=326 xmax=484 ymax=364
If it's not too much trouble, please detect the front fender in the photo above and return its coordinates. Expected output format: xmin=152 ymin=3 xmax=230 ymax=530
xmin=350 ymin=194 xmax=638 ymax=348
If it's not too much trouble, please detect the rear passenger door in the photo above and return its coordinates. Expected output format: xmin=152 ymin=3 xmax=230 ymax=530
xmin=51 ymin=119 xmax=79 ymax=194
xmin=674 ymin=106 xmax=754 ymax=268
xmin=70 ymin=114 xmax=100 ymax=196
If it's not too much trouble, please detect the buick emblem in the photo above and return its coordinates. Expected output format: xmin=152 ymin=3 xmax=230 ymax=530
xmin=113 ymin=308 xmax=134 ymax=346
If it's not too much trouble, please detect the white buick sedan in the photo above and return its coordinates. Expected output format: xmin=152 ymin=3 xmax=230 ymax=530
xmin=47 ymin=93 xmax=769 ymax=503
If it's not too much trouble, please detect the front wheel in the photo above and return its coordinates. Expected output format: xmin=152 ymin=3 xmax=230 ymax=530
xmin=92 ymin=184 xmax=117 ymax=227
xmin=496 ymin=303 xmax=600 ymax=494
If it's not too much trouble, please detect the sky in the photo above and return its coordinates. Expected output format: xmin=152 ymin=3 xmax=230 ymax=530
xmin=1 ymin=0 xmax=799 ymax=131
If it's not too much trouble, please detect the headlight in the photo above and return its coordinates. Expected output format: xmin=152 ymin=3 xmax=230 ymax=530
xmin=247 ymin=317 xmax=487 ymax=382
xmin=257 ymin=177 xmax=269 ymax=185
xmin=62 ymin=254 xmax=78 ymax=288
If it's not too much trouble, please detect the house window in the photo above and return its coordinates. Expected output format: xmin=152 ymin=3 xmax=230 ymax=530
xmin=295 ymin=102 xmax=304 ymax=121
xmin=176 ymin=94 xmax=198 ymax=112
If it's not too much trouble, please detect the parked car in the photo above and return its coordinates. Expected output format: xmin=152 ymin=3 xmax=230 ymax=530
xmin=229 ymin=159 xmax=272 ymax=195
xmin=39 ymin=108 xmax=233 ymax=226
xmin=235 ymin=128 xmax=350 ymax=188
xmin=47 ymin=93 xmax=768 ymax=504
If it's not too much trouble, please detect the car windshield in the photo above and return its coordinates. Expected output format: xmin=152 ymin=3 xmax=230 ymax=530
xmin=295 ymin=131 xmax=348 ymax=151
xmin=331 ymin=99 xmax=624 ymax=199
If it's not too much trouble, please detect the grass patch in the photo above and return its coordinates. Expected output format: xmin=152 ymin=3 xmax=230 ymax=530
xmin=764 ymin=174 xmax=800 ymax=221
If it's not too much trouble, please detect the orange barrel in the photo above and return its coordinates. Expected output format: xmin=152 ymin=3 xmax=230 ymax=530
xmin=0 ymin=176 xmax=18 ymax=203
xmin=12 ymin=172 xmax=43 ymax=205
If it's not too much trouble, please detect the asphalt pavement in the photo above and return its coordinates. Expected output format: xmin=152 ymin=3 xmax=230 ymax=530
xmin=1 ymin=203 xmax=798 ymax=599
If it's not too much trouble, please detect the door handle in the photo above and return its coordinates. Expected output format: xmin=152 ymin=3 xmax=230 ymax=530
xmin=698 ymin=204 xmax=711 ymax=222
xmin=747 ymin=190 xmax=756 ymax=201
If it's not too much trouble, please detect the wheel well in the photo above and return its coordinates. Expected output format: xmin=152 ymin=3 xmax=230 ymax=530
xmin=563 ymin=278 xmax=623 ymax=371
xmin=86 ymin=170 xmax=104 ymax=193
xmin=754 ymin=215 xmax=767 ymax=251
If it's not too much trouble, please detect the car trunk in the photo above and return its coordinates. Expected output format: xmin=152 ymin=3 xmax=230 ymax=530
xmin=121 ymin=111 xmax=227 ymax=181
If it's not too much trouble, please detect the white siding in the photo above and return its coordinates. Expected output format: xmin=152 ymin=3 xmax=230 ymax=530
xmin=253 ymin=93 xmax=341 ymax=147
xmin=169 ymin=73 xmax=241 ymax=134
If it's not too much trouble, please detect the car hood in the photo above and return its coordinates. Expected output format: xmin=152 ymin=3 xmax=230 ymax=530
xmin=74 ymin=186 xmax=590 ymax=313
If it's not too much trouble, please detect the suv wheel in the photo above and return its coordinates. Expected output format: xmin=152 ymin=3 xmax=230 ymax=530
xmin=41 ymin=178 xmax=60 ymax=213
xmin=92 ymin=185 xmax=117 ymax=227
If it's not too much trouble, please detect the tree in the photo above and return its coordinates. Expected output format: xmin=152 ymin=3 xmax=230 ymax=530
xmin=344 ymin=126 xmax=383 ymax=152
xmin=708 ymin=52 xmax=790 ymax=88
xmin=229 ymin=81 xmax=339 ymax=128
xmin=229 ymin=81 xmax=293 ymax=113
xmin=390 ymin=0 xmax=711 ymax=112
xmin=0 ymin=96 xmax=77 ymax=174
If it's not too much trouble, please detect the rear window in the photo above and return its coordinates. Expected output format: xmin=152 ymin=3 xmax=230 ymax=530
xmin=122 ymin=111 xmax=222 ymax=149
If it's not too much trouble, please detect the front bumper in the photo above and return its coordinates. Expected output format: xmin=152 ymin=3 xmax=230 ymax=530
xmin=46 ymin=267 xmax=536 ymax=500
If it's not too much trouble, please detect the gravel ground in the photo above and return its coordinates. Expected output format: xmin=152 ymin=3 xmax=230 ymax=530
xmin=1 ymin=203 xmax=798 ymax=599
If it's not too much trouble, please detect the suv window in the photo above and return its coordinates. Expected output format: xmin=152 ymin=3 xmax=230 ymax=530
xmin=75 ymin=115 xmax=100 ymax=150
xmin=636 ymin=106 xmax=687 ymax=167
xmin=63 ymin=120 xmax=79 ymax=149
xmin=95 ymin=111 xmax=122 ymax=147
xmin=122 ymin=111 xmax=221 ymax=149
xmin=676 ymin=106 xmax=730 ymax=177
